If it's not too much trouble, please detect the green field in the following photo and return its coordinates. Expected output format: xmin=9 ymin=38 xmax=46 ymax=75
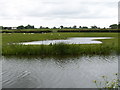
xmin=2 ymin=33 xmax=119 ymax=56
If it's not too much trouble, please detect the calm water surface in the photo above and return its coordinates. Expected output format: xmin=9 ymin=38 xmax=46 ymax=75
xmin=20 ymin=37 xmax=112 ymax=45
xmin=2 ymin=55 xmax=118 ymax=88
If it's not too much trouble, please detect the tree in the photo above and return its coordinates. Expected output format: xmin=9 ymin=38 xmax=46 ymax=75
xmin=45 ymin=27 xmax=49 ymax=29
xmin=91 ymin=25 xmax=97 ymax=29
xmin=53 ymin=27 xmax=57 ymax=29
xmin=82 ymin=26 xmax=88 ymax=29
xmin=79 ymin=26 xmax=82 ymax=29
xmin=60 ymin=26 xmax=64 ymax=29
xmin=40 ymin=26 xmax=43 ymax=29
xmin=103 ymin=27 xmax=106 ymax=29
xmin=109 ymin=24 xmax=118 ymax=29
xmin=17 ymin=25 xmax=25 ymax=29
xmin=68 ymin=27 xmax=72 ymax=29
xmin=25 ymin=24 xmax=34 ymax=29
xmin=118 ymin=22 xmax=120 ymax=29
xmin=64 ymin=27 xmax=69 ymax=29
xmin=73 ymin=25 xmax=77 ymax=29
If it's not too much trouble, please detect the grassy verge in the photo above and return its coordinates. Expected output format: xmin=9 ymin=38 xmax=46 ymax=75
xmin=2 ymin=33 xmax=119 ymax=56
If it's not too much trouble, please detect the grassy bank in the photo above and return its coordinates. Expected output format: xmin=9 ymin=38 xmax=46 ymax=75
xmin=2 ymin=33 xmax=119 ymax=56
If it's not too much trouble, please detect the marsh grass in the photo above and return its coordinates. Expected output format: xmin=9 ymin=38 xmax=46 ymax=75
xmin=2 ymin=33 xmax=119 ymax=56
xmin=2 ymin=42 xmax=118 ymax=56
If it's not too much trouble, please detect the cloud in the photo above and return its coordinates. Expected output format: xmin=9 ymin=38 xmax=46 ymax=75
xmin=0 ymin=0 xmax=118 ymax=27
xmin=27 ymin=1 xmax=117 ymax=19
xmin=118 ymin=1 xmax=120 ymax=22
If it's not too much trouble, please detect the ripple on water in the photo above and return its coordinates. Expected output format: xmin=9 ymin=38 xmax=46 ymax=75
xmin=2 ymin=55 xmax=118 ymax=88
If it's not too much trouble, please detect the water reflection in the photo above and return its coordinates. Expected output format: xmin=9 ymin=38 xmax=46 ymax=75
xmin=0 ymin=57 xmax=2 ymax=90
xmin=2 ymin=55 xmax=118 ymax=88
xmin=20 ymin=37 xmax=112 ymax=45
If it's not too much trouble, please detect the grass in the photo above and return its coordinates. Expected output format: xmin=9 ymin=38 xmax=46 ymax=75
xmin=2 ymin=33 xmax=118 ymax=44
xmin=2 ymin=43 xmax=118 ymax=56
xmin=2 ymin=32 xmax=119 ymax=56
xmin=1 ymin=28 xmax=118 ymax=32
xmin=93 ymin=73 xmax=119 ymax=89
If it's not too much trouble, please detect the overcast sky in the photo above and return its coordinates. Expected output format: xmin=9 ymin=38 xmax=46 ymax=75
xmin=0 ymin=0 xmax=119 ymax=28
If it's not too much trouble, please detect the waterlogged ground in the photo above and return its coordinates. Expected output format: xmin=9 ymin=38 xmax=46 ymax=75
xmin=2 ymin=55 xmax=118 ymax=88
xmin=20 ymin=37 xmax=112 ymax=45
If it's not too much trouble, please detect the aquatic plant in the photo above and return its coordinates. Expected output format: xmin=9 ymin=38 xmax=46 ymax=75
xmin=93 ymin=73 xmax=120 ymax=89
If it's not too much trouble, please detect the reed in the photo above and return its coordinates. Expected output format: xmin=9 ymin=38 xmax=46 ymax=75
xmin=2 ymin=42 xmax=119 ymax=56
xmin=2 ymin=33 xmax=119 ymax=56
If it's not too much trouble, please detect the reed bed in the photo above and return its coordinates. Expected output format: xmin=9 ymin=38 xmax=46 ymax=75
xmin=2 ymin=42 xmax=119 ymax=56
xmin=2 ymin=33 xmax=119 ymax=56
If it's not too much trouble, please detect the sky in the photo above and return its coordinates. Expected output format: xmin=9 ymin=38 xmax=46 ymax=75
xmin=119 ymin=1 xmax=120 ymax=23
xmin=0 ymin=0 xmax=119 ymax=28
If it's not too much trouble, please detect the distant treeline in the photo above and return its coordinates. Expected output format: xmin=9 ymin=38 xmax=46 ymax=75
xmin=0 ymin=24 xmax=119 ymax=30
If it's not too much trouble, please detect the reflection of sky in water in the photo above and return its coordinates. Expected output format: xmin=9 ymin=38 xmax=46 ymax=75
xmin=0 ymin=57 xmax=2 ymax=90
xmin=2 ymin=55 xmax=118 ymax=88
xmin=20 ymin=37 xmax=112 ymax=45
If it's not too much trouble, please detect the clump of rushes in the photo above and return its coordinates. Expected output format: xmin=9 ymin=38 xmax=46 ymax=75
xmin=93 ymin=73 xmax=120 ymax=89
xmin=2 ymin=42 xmax=118 ymax=56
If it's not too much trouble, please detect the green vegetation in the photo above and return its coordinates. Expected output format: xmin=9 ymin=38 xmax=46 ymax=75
xmin=1 ymin=24 xmax=119 ymax=32
xmin=1 ymin=28 xmax=119 ymax=32
xmin=2 ymin=33 xmax=119 ymax=56
xmin=1 ymin=23 xmax=119 ymax=30
xmin=93 ymin=73 xmax=119 ymax=89
xmin=109 ymin=24 xmax=118 ymax=29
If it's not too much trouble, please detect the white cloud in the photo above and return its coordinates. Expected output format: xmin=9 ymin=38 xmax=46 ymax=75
xmin=0 ymin=0 xmax=119 ymax=27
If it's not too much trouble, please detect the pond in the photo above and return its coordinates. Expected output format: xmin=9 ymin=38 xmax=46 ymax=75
xmin=2 ymin=55 xmax=118 ymax=88
xmin=20 ymin=37 xmax=112 ymax=45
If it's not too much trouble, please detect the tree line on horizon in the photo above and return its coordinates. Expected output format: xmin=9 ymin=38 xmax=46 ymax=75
xmin=1 ymin=24 xmax=119 ymax=30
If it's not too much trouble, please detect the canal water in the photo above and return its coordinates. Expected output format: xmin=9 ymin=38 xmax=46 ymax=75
xmin=2 ymin=55 xmax=118 ymax=88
